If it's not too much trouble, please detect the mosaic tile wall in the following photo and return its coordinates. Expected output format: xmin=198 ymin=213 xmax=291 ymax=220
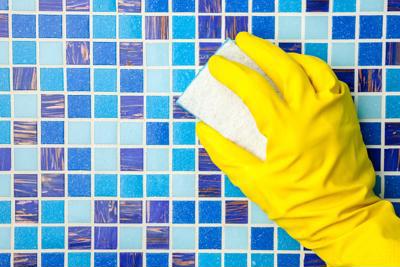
xmin=0 ymin=0 xmax=400 ymax=266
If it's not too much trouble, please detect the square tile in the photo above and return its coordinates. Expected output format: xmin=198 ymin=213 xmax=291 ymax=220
xmin=145 ymin=16 xmax=169 ymax=39
xmin=39 ymin=15 xmax=62 ymax=38
xmin=119 ymin=15 xmax=142 ymax=39
xmin=68 ymin=227 xmax=91 ymax=249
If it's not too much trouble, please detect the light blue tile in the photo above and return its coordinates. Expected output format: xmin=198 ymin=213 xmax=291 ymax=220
xmin=357 ymin=95 xmax=382 ymax=119
xmin=120 ymin=122 xmax=143 ymax=145
xmin=251 ymin=202 xmax=273 ymax=224
xmin=278 ymin=16 xmax=301 ymax=39
xmin=225 ymin=226 xmax=248 ymax=250
xmin=146 ymin=148 xmax=169 ymax=171
xmin=39 ymin=42 xmax=63 ymax=65
xmin=14 ymin=94 xmax=37 ymax=118
xmin=146 ymin=43 xmax=169 ymax=66
xmin=172 ymin=174 xmax=195 ymax=197
xmin=94 ymin=148 xmax=117 ymax=171
xmin=12 ymin=0 xmax=36 ymax=10
xmin=172 ymin=227 xmax=195 ymax=249
xmin=68 ymin=200 xmax=91 ymax=223
xmin=68 ymin=122 xmax=91 ymax=145
xmin=147 ymin=69 xmax=170 ymax=92
xmin=0 ymin=42 xmax=9 ymax=64
xmin=360 ymin=0 xmax=384 ymax=11
xmin=331 ymin=43 xmax=355 ymax=66
xmin=0 ymin=227 xmax=11 ymax=249
xmin=14 ymin=148 xmax=38 ymax=171
xmin=119 ymin=227 xmax=142 ymax=249
xmin=305 ymin=16 xmax=328 ymax=39
xmin=94 ymin=121 xmax=117 ymax=144
xmin=0 ymin=174 xmax=11 ymax=197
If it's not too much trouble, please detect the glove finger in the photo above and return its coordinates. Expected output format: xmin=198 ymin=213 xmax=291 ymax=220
xmin=208 ymin=54 xmax=286 ymax=135
xmin=196 ymin=121 xmax=261 ymax=184
xmin=288 ymin=53 xmax=341 ymax=94
xmin=235 ymin=32 xmax=311 ymax=107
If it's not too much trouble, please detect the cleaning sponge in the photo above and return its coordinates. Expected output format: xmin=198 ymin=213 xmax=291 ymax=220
xmin=177 ymin=39 xmax=278 ymax=160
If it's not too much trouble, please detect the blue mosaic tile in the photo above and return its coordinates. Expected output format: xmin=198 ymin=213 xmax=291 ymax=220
xmin=0 ymin=1 xmax=398 ymax=266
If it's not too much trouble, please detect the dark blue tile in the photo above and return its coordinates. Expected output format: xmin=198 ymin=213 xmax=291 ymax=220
xmin=41 ymin=148 xmax=65 ymax=171
xmin=199 ymin=201 xmax=221 ymax=223
xmin=251 ymin=227 xmax=274 ymax=250
xmin=95 ymin=200 xmax=118 ymax=223
xmin=388 ymin=0 xmax=400 ymax=11
xmin=253 ymin=0 xmax=274 ymax=12
xmin=306 ymin=0 xmax=329 ymax=11
xmin=41 ymin=121 xmax=64 ymax=144
xmin=12 ymin=15 xmax=36 ymax=38
xmin=173 ymin=253 xmax=195 ymax=267
xmin=198 ymin=42 xmax=222 ymax=66
xmin=15 ymin=200 xmax=38 ymax=223
xmin=41 ymin=94 xmax=65 ymax=118
xmin=385 ymin=123 xmax=400 ymax=145
xmin=119 ymin=42 xmax=143 ymax=66
xmin=145 ymin=16 xmax=169 ymax=39
xmin=120 ymin=253 xmax=143 ymax=267
xmin=68 ymin=148 xmax=91 ymax=171
xmin=252 ymin=16 xmax=275 ymax=39
xmin=66 ymin=41 xmax=90 ymax=65
xmin=120 ymin=148 xmax=143 ymax=171
xmin=360 ymin=122 xmax=381 ymax=145
xmin=199 ymin=0 xmax=221 ymax=12
xmin=173 ymin=0 xmax=194 ymax=12
xmin=199 ymin=174 xmax=221 ymax=197
xmin=41 ymin=173 xmax=65 ymax=197
xmin=120 ymin=200 xmax=142 ymax=223
xmin=367 ymin=148 xmax=381 ymax=171
xmin=68 ymin=226 xmax=92 ymax=250
xmin=120 ymin=96 xmax=144 ymax=119
xmin=95 ymin=227 xmax=118 ymax=250
xmin=66 ymin=15 xmax=89 ymax=38
xmin=199 ymin=16 xmax=221 ymax=38
xmin=39 ymin=15 xmax=62 ymax=38
xmin=225 ymin=200 xmax=248 ymax=224
xmin=14 ymin=254 xmax=37 ymax=267
xmin=358 ymin=69 xmax=382 ymax=92
xmin=13 ymin=121 xmax=37 ymax=145
xmin=14 ymin=174 xmax=37 ymax=197
xmin=0 ymin=148 xmax=11 ymax=171
xmin=146 ymin=122 xmax=169 ymax=145
xmin=0 ymin=254 xmax=10 ymax=267
xmin=333 ymin=69 xmax=354 ymax=92
xmin=198 ymin=148 xmax=220 ymax=171
xmin=393 ymin=202 xmax=400 ymax=217
xmin=146 ymin=226 xmax=169 ymax=249
xmin=68 ymin=174 xmax=91 ymax=197
xmin=279 ymin=42 xmax=302 ymax=53
xmin=40 ymin=0 xmax=63 ymax=11
xmin=198 ymin=227 xmax=221 ymax=249
xmin=146 ymin=200 xmax=169 ymax=223
xmin=303 ymin=254 xmax=325 ymax=267
xmin=13 ymin=67 xmax=37 ymax=91
xmin=386 ymin=42 xmax=400 ymax=65
xmin=384 ymin=176 xmax=400 ymax=198
xmin=359 ymin=43 xmax=382 ymax=66
xmin=384 ymin=149 xmax=400 ymax=171
xmin=225 ymin=16 xmax=248 ymax=39
xmin=332 ymin=16 xmax=355 ymax=39
xmin=172 ymin=201 xmax=195 ymax=224
xmin=68 ymin=95 xmax=91 ymax=118
xmin=360 ymin=16 xmax=382 ymax=39
xmin=67 ymin=68 xmax=90 ymax=92
xmin=66 ymin=0 xmax=90 ymax=11
xmin=0 ymin=14 xmax=8 ymax=37
xmin=118 ymin=0 xmax=141 ymax=12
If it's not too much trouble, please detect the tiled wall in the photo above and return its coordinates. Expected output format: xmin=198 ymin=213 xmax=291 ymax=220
xmin=0 ymin=0 xmax=400 ymax=266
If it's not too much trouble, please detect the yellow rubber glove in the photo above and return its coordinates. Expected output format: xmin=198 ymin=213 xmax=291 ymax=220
xmin=196 ymin=32 xmax=400 ymax=267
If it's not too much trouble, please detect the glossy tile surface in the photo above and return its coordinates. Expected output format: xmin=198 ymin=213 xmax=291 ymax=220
xmin=0 ymin=0 xmax=399 ymax=266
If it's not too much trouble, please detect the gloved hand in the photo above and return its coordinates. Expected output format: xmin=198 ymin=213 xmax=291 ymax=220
xmin=196 ymin=32 xmax=400 ymax=267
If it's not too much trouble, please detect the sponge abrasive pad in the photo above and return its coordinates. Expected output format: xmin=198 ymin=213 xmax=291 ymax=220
xmin=177 ymin=40 xmax=277 ymax=161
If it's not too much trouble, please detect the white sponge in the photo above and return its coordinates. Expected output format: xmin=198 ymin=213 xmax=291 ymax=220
xmin=177 ymin=39 xmax=278 ymax=161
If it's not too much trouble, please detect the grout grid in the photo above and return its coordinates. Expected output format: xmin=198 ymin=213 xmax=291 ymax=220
xmin=0 ymin=0 xmax=400 ymax=266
